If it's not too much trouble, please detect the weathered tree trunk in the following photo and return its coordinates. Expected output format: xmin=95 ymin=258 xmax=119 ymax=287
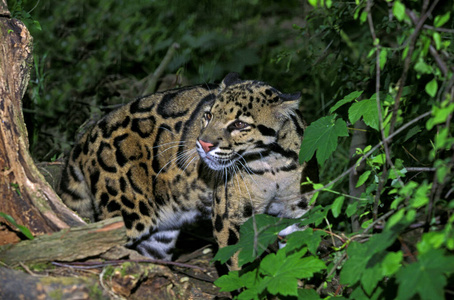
xmin=0 ymin=0 xmax=85 ymax=240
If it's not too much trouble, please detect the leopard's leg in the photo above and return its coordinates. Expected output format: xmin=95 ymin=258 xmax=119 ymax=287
xmin=275 ymin=192 xmax=314 ymax=248
xmin=128 ymin=229 xmax=180 ymax=260
xmin=212 ymin=179 xmax=254 ymax=271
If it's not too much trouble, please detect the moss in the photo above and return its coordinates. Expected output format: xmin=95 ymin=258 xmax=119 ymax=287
xmin=28 ymin=261 xmax=54 ymax=272
xmin=47 ymin=289 xmax=63 ymax=300
xmin=88 ymin=283 xmax=104 ymax=299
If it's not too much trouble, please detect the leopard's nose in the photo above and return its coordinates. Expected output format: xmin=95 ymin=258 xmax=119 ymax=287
xmin=198 ymin=139 xmax=215 ymax=153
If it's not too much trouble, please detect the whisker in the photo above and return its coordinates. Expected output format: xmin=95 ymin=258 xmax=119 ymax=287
xmin=231 ymin=165 xmax=242 ymax=196
xmin=158 ymin=126 xmax=176 ymax=136
xmin=178 ymin=149 xmax=198 ymax=174
xmin=155 ymin=148 xmax=196 ymax=180
xmin=234 ymin=164 xmax=253 ymax=210
xmin=155 ymin=143 xmax=187 ymax=157
xmin=235 ymin=154 xmax=260 ymax=188
xmin=150 ymin=141 xmax=185 ymax=149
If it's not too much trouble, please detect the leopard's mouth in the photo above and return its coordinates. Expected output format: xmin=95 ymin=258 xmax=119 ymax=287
xmin=199 ymin=152 xmax=237 ymax=171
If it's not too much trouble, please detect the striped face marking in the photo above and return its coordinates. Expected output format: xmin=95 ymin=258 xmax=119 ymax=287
xmin=196 ymin=81 xmax=295 ymax=171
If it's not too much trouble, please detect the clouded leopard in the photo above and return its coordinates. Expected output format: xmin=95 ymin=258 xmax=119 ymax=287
xmin=58 ymin=73 xmax=318 ymax=269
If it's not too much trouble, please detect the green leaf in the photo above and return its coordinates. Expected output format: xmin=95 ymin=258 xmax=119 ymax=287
xmin=331 ymin=196 xmax=345 ymax=218
xmin=434 ymin=11 xmax=450 ymax=27
xmin=349 ymin=96 xmax=380 ymax=131
xmin=214 ymin=271 xmax=243 ymax=292
xmin=426 ymin=102 xmax=454 ymax=130
xmin=299 ymin=115 xmax=349 ymax=165
xmin=410 ymin=182 xmax=430 ymax=208
xmin=361 ymin=219 xmax=373 ymax=229
xmin=379 ymin=48 xmax=387 ymax=70
xmin=381 ymin=251 xmax=403 ymax=276
xmin=285 ymin=229 xmax=325 ymax=254
xmin=213 ymin=243 xmax=240 ymax=264
xmin=0 ymin=212 xmax=34 ymax=240
xmin=403 ymin=125 xmax=421 ymax=142
xmin=434 ymin=158 xmax=450 ymax=183
xmin=361 ymin=255 xmax=383 ymax=296
xmin=299 ymin=206 xmax=327 ymax=227
xmin=414 ymin=59 xmax=433 ymax=74
xmin=396 ymin=249 xmax=454 ymax=300
xmin=425 ymin=78 xmax=438 ymax=97
xmin=260 ymin=249 xmax=326 ymax=296
xmin=433 ymin=32 xmax=441 ymax=50
xmin=434 ymin=128 xmax=453 ymax=151
xmin=213 ymin=215 xmax=295 ymax=266
xmin=359 ymin=10 xmax=368 ymax=24
xmin=356 ymin=170 xmax=371 ymax=188
xmin=308 ymin=0 xmax=318 ymax=7
xmin=215 ymin=268 xmax=262 ymax=296
xmin=417 ymin=232 xmax=445 ymax=255
xmin=325 ymin=0 xmax=332 ymax=9
xmin=298 ymin=289 xmax=322 ymax=299
xmin=33 ymin=20 xmax=42 ymax=31
xmin=340 ymin=242 xmax=369 ymax=285
xmin=393 ymin=1 xmax=406 ymax=21
xmin=371 ymin=153 xmax=385 ymax=165
xmin=329 ymin=90 xmax=364 ymax=113
xmin=346 ymin=201 xmax=358 ymax=218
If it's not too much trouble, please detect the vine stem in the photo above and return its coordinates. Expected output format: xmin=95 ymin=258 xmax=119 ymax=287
xmin=313 ymin=228 xmax=346 ymax=244
xmin=316 ymin=252 xmax=347 ymax=294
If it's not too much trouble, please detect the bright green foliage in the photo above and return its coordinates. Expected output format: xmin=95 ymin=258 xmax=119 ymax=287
xmin=260 ymin=249 xmax=326 ymax=296
xmin=434 ymin=12 xmax=451 ymax=27
xmin=348 ymin=96 xmax=380 ymax=131
xmin=284 ymin=228 xmax=326 ymax=254
xmin=299 ymin=115 xmax=348 ymax=165
xmin=213 ymin=215 xmax=296 ymax=266
xmin=392 ymin=1 xmax=406 ymax=22
xmin=396 ymin=249 xmax=454 ymax=300
xmin=331 ymin=196 xmax=345 ymax=218
xmin=426 ymin=101 xmax=454 ymax=130
xmin=425 ymin=78 xmax=438 ymax=97
xmin=0 ymin=212 xmax=34 ymax=240
xmin=215 ymin=224 xmax=326 ymax=299
xmin=329 ymin=91 xmax=363 ymax=113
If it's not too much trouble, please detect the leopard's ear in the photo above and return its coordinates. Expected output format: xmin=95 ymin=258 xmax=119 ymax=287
xmin=220 ymin=73 xmax=242 ymax=89
xmin=280 ymin=92 xmax=301 ymax=102
xmin=274 ymin=91 xmax=301 ymax=119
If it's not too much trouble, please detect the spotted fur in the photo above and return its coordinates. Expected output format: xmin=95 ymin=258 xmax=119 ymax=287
xmin=58 ymin=73 xmax=318 ymax=268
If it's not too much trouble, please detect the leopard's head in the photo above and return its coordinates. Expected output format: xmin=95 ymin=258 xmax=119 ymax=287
xmin=196 ymin=73 xmax=301 ymax=171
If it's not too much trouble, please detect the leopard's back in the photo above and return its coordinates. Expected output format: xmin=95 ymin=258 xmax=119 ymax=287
xmin=58 ymin=84 xmax=218 ymax=258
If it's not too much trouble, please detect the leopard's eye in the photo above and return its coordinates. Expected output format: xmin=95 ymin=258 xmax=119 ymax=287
xmin=230 ymin=120 xmax=248 ymax=130
xmin=204 ymin=112 xmax=212 ymax=121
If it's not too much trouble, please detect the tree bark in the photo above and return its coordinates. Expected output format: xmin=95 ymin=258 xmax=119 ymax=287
xmin=0 ymin=217 xmax=126 ymax=266
xmin=0 ymin=1 xmax=85 ymax=239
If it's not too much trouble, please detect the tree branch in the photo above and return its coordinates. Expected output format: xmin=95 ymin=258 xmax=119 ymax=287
xmin=141 ymin=43 xmax=180 ymax=96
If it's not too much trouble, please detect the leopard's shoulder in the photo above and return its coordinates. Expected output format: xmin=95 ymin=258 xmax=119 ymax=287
xmin=58 ymin=84 xmax=218 ymax=231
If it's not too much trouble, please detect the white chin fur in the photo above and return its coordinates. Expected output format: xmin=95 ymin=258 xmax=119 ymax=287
xmin=197 ymin=149 xmax=234 ymax=171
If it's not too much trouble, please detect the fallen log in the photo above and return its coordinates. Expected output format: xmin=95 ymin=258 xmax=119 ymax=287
xmin=0 ymin=217 xmax=126 ymax=266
